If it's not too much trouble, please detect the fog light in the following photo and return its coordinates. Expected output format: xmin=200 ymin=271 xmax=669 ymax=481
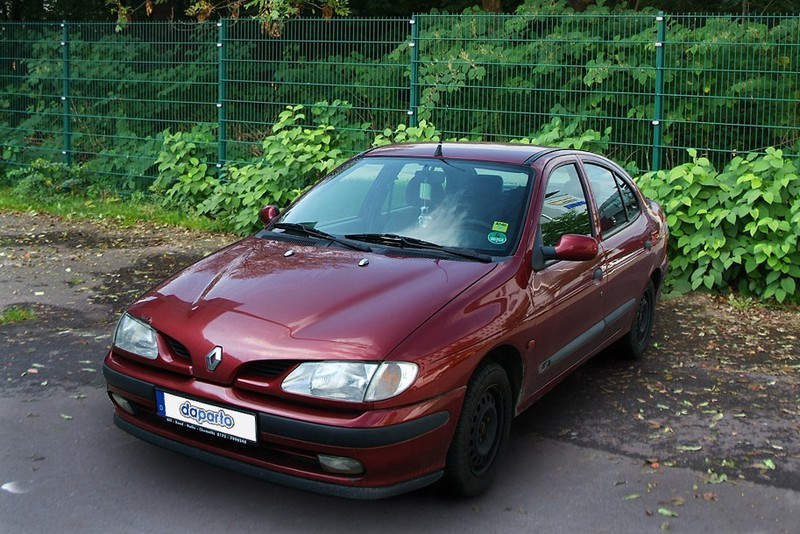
xmin=111 ymin=393 xmax=136 ymax=415
xmin=317 ymin=454 xmax=364 ymax=475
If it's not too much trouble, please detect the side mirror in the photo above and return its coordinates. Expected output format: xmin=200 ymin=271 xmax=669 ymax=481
xmin=259 ymin=205 xmax=280 ymax=226
xmin=541 ymin=234 xmax=598 ymax=262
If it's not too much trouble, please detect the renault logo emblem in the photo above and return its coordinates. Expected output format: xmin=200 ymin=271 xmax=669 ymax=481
xmin=205 ymin=346 xmax=223 ymax=372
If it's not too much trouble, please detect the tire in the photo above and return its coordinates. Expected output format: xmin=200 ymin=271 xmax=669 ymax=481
xmin=444 ymin=361 xmax=512 ymax=497
xmin=619 ymin=279 xmax=656 ymax=360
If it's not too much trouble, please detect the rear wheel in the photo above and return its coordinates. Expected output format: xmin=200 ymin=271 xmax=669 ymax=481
xmin=444 ymin=362 xmax=512 ymax=497
xmin=619 ymin=280 xmax=656 ymax=359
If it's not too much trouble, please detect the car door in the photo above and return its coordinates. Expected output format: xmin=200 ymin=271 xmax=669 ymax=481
xmin=580 ymin=158 xmax=653 ymax=341
xmin=525 ymin=158 xmax=606 ymax=391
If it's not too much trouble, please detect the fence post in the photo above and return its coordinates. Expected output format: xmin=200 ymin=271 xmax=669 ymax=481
xmin=652 ymin=12 xmax=666 ymax=172
xmin=60 ymin=21 xmax=72 ymax=166
xmin=408 ymin=16 xmax=419 ymax=128
xmin=217 ymin=19 xmax=227 ymax=174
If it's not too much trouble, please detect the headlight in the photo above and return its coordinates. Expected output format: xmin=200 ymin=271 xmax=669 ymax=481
xmin=281 ymin=361 xmax=418 ymax=402
xmin=113 ymin=313 xmax=158 ymax=360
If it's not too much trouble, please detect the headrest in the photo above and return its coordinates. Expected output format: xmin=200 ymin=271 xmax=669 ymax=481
xmin=463 ymin=174 xmax=503 ymax=199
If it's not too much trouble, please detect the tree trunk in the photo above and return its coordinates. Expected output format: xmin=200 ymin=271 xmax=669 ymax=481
xmin=482 ymin=0 xmax=503 ymax=13
xmin=567 ymin=0 xmax=595 ymax=11
xmin=7 ymin=0 xmax=24 ymax=20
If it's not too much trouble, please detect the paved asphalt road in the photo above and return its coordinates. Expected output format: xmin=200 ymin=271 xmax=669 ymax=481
xmin=1 ymin=211 xmax=798 ymax=533
xmin=2 ymin=384 xmax=798 ymax=534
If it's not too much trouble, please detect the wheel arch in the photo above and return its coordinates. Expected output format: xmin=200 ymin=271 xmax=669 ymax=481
xmin=650 ymin=269 xmax=664 ymax=300
xmin=650 ymin=267 xmax=664 ymax=294
xmin=480 ymin=344 xmax=523 ymax=414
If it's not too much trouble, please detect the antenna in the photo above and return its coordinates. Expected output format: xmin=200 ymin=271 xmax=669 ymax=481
xmin=434 ymin=139 xmax=443 ymax=157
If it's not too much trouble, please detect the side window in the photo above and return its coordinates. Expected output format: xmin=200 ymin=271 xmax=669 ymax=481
xmin=584 ymin=163 xmax=627 ymax=235
xmin=540 ymin=164 xmax=592 ymax=247
xmin=617 ymin=175 xmax=641 ymax=222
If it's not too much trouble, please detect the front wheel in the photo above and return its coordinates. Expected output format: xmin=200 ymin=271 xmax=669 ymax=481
xmin=444 ymin=362 xmax=512 ymax=497
xmin=618 ymin=279 xmax=656 ymax=359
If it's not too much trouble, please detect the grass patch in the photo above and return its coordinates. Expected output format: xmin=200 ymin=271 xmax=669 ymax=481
xmin=0 ymin=187 xmax=228 ymax=233
xmin=0 ymin=305 xmax=37 ymax=325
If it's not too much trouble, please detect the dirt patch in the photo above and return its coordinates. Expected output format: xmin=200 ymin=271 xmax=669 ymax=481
xmin=518 ymin=292 xmax=800 ymax=491
xmin=1 ymin=209 xmax=236 ymax=393
xmin=0 ymin=209 xmax=234 ymax=318
xmin=1 ymin=208 xmax=798 ymax=491
xmin=89 ymin=251 xmax=209 ymax=311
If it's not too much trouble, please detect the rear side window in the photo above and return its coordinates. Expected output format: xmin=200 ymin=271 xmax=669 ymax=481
xmin=617 ymin=176 xmax=641 ymax=222
xmin=584 ymin=163 xmax=629 ymax=236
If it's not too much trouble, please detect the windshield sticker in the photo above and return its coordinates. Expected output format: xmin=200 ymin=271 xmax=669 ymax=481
xmin=492 ymin=221 xmax=509 ymax=233
xmin=487 ymin=232 xmax=507 ymax=245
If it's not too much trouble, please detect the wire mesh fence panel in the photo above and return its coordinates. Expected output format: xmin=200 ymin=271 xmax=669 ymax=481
xmin=67 ymin=22 xmax=219 ymax=190
xmin=1 ymin=13 xmax=798 ymax=191
xmin=413 ymin=13 xmax=660 ymax=170
xmin=223 ymin=17 xmax=411 ymax=164
xmin=0 ymin=23 xmax=64 ymax=167
xmin=659 ymin=14 xmax=800 ymax=170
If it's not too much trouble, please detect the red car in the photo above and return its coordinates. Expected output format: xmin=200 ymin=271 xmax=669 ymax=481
xmin=104 ymin=142 xmax=668 ymax=498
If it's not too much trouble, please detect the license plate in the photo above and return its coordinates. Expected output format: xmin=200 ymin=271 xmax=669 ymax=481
xmin=156 ymin=390 xmax=257 ymax=444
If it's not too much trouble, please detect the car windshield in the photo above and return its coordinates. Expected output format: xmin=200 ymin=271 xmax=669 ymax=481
xmin=272 ymin=157 xmax=533 ymax=258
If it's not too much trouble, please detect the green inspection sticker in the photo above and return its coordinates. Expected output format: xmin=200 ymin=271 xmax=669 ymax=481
xmin=487 ymin=232 xmax=507 ymax=245
xmin=492 ymin=221 xmax=509 ymax=233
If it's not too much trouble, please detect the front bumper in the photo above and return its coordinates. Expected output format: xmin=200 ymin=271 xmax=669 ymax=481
xmin=103 ymin=362 xmax=457 ymax=499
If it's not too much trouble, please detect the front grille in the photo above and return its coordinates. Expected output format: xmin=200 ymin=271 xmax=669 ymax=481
xmin=243 ymin=360 xmax=298 ymax=378
xmin=164 ymin=335 xmax=191 ymax=360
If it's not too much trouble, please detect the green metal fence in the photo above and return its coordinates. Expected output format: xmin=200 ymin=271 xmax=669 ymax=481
xmin=412 ymin=13 xmax=800 ymax=171
xmin=1 ymin=13 xmax=799 ymax=190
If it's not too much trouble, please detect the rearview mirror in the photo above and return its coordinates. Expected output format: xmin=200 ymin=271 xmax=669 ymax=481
xmin=541 ymin=234 xmax=598 ymax=262
xmin=259 ymin=205 xmax=281 ymax=226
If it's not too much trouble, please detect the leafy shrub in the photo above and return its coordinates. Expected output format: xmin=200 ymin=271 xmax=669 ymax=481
xmin=152 ymin=101 xmax=369 ymax=234
xmin=80 ymin=131 xmax=165 ymax=195
xmin=7 ymin=159 xmax=89 ymax=200
xmin=511 ymin=117 xmax=611 ymax=151
xmin=373 ymin=120 xmax=442 ymax=146
xmin=637 ymin=148 xmax=800 ymax=303
xmin=151 ymin=123 xmax=219 ymax=209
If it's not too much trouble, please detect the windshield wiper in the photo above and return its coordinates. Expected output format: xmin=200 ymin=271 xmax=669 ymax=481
xmin=345 ymin=233 xmax=492 ymax=263
xmin=272 ymin=223 xmax=372 ymax=252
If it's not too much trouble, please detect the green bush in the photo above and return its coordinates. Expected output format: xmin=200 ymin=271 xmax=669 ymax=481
xmin=151 ymin=123 xmax=219 ymax=209
xmin=153 ymin=108 xmax=618 ymax=235
xmin=637 ymin=148 xmax=800 ymax=303
xmin=153 ymin=101 xmax=370 ymax=235
xmin=373 ymin=120 xmax=443 ymax=145
xmin=7 ymin=159 xmax=89 ymax=200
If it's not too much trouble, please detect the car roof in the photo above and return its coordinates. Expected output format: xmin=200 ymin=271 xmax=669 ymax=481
xmin=364 ymin=142 xmax=561 ymax=166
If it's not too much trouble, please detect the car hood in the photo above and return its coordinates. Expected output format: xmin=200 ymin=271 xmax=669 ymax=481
xmin=128 ymin=237 xmax=496 ymax=379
